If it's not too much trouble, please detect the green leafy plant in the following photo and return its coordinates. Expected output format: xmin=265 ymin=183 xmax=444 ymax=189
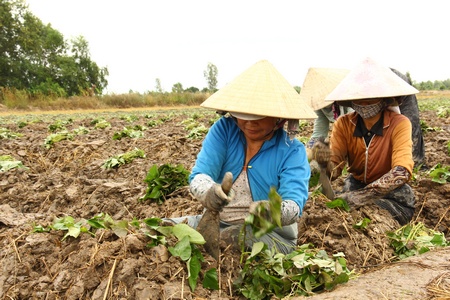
xmin=35 ymin=214 xmax=214 ymax=291
xmin=186 ymin=124 xmax=209 ymax=139
xmin=234 ymin=242 xmax=352 ymax=298
xmin=119 ymin=114 xmax=139 ymax=122
xmin=112 ymin=127 xmax=145 ymax=140
xmin=140 ymin=163 xmax=190 ymax=204
xmin=48 ymin=119 xmax=72 ymax=132
xmin=91 ymin=118 xmax=111 ymax=129
xmin=0 ymin=155 xmax=28 ymax=172
xmin=33 ymin=213 xmax=132 ymax=240
xmin=326 ymin=198 xmax=350 ymax=212
xmin=43 ymin=131 xmax=74 ymax=148
xmin=87 ymin=213 xmax=130 ymax=237
xmin=387 ymin=222 xmax=449 ymax=260
xmin=427 ymin=163 xmax=450 ymax=184
xmin=0 ymin=127 xmax=23 ymax=139
xmin=436 ymin=106 xmax=450 ymax=118
xmin=102 ymin=148 xmax=145 ymax=169
xmin=17 ymin=121 xmax=28 ymax=128
xmin=353 ymin=218 xmax=371 ymax=230
xmin=142 ymin=219 xmax=218 ymax=292
xmin=147 ymin=119 xmax=163 ymax=127
xmin=72 ymin=126 xmax=89 ymax=135
xmin=166 ymin=224 xmax=207 ymax=291
xmin=245 ymin=187 xmax=282 ymax=239
xmin=419 ymin=119 xmax=440 ymax=133
xmin=40 ymin=216 xmax=93 ymax=241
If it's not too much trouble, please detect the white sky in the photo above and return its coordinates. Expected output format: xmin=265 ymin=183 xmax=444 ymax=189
xmin=26 ymin=0 xmax=450 ymax=94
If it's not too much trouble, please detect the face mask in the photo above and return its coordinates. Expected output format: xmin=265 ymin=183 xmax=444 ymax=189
xmin=352 ymin=101 xmax=384 ymax=119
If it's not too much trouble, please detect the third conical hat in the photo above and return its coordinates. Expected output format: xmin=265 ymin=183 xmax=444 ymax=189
xmin=325 ymin=57 xmax=419 ymax=102
xmin=299 ymin=68 xmax=350 ymax=110
xmin=200 ymin=60 xmax=317 ymax=119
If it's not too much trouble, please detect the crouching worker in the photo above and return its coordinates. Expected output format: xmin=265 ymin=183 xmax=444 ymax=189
xmin=166 ymin=60 xmax=315 ymax=255
xmin=312 ymin=57 xmax=418 ymax=225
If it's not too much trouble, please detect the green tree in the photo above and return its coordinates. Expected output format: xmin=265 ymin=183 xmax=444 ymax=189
xmin=0 ymin=0 xmax=108 ymax=96
xmin=155 ymin=78 xmax=163 ymax=93
xmin=203 ymin=62 xmax=218 ymax=92
xmin=442 ymin=79 xmax=450 ymax=89
xmin=185 ymin=86 xmax=199 ymax=93
xmin=172 ymin=82 xmax=183 ymax=93
xmin=60 ymin=36 xmax=108 ymax=96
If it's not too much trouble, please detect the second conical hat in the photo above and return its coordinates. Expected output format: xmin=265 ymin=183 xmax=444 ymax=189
xmin=299 ymin=68 xmax=350 ymax=110
xmin=325 ymin=57 xmax=419 ymax=102
xmin=200 ymin=60 xmax=317 ymax=119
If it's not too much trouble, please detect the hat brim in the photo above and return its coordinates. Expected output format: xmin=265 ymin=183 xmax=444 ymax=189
xmin=229 ymin=112 xmax=265 ymax=120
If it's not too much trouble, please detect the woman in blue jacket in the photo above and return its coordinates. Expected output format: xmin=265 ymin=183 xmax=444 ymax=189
xmin=167 ymin=60 xmax=316 ymax=254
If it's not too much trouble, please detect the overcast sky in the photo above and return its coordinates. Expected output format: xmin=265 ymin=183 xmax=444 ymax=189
xmin=25 ymin=0 xmax=450 ymax=94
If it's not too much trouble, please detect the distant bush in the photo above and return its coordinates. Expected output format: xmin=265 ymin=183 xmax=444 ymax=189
xmin=0 ymin=88 xmax=209 ymax=111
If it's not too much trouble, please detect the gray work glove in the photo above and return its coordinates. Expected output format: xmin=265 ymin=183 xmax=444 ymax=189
xmin=249 ymin=200 xmax=271 ymax=221
xmin=337 ymin=191 xmax=374 ymax=208
xmin=203 ymin=172 xmax=234 ymax=212
xmin=311 ymin=140 xmax=331 ymax=167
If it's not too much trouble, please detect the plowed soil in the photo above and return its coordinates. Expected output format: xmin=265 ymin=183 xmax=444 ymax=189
xmin=0 ymin=105 xmax=449 ymax=299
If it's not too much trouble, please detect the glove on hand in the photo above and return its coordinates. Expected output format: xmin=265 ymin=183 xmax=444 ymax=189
xmin=338 ymin=191 xmax=371 ymax=208
xmin=249 ymin=200 xmax=272 ymax=222
xmin=203 ymin=172 xmax=234 ymax=212
xmin=312 ymin=140 xmax=331 ymax=167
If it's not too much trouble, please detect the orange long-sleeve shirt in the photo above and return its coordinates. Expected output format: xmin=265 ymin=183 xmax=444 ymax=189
xmin=330 ymin=110 xmax=413 ymax=184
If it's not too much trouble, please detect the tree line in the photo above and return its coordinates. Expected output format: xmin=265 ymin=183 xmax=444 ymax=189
xmin=0 ymin=0 xmax=108 ymax=97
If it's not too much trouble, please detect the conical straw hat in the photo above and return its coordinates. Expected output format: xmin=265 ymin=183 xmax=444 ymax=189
xmin=299 ymin=68 xmax=350 ymax=110
xmin=200 ymin=60 xmax=317 ymax=119
xmin=325 ymin=57 xmax=419 ymax=102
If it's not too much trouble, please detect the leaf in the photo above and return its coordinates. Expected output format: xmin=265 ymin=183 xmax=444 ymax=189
xmin=245 ymin=187 xmax=282 ymax=238
xmin=187 ymin=254 xmax=201 ymax=291
xmin=172 ymin=223 xmax=206 ymax=245
xmin=203 ymin=268 xmax=219 ymax=290
xmin=65 ymin=224 xmax=81 ymax=240
xmin=326 ymin=198 xmax=350 ymax=212
xmin=155 ymin=225 xmax=174 ymax=237
xmin=249 ymin=241 xmax=266 ymax=258
xmin=353 ymin=218 xmax=371 ymax=229
xmin=268 ymin=187 xmax=282 ymax=228
xmin=141 ymin=163 xmax=189 ymax=204
xmin=168 ymin=235 xmax=192 ymax=261
xmin=143 ymin=217 xmax=162 ymax=229
xmin=111 ymin=220 xmax=129 ymax=237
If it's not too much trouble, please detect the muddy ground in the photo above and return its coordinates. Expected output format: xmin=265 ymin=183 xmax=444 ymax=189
xmin=0 ymin=105 xmax=449 ymax=299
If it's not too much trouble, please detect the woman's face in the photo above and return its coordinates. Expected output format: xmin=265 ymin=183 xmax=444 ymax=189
xmin=236 ymin=117 xmax=278 ymax=142
xmin=351 ymin=98 xmax=385 ymax=120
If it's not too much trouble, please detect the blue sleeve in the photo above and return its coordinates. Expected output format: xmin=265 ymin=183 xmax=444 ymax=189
xmin=189 ymin=117 xmax=230 ymax=183
xmin=277 ymin=140 xmax=311 ymax=215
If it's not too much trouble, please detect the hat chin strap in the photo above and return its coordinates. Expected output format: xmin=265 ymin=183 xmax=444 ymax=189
xmin=264 ymin=119 xmax=286 ymax=139
xmin=274 ymin=119 xmax=287 ymax=130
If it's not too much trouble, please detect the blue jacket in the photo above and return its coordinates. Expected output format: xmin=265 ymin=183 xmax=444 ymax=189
xmin=189 ymin=116 xmax=310 ymax=214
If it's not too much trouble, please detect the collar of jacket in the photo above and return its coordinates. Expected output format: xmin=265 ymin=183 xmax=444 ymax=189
xmin=353 ymin=113 xmax=384 ymax=137
xmin=348 ymin=110 xmax=397 ymax=135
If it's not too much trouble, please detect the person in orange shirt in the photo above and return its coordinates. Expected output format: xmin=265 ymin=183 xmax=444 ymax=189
xmin=313 ymin=57 xmax=418 ymax=225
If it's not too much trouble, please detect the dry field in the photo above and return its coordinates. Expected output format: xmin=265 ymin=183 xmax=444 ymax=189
xmin=0 ymin=92 xmax=449 ymax=299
